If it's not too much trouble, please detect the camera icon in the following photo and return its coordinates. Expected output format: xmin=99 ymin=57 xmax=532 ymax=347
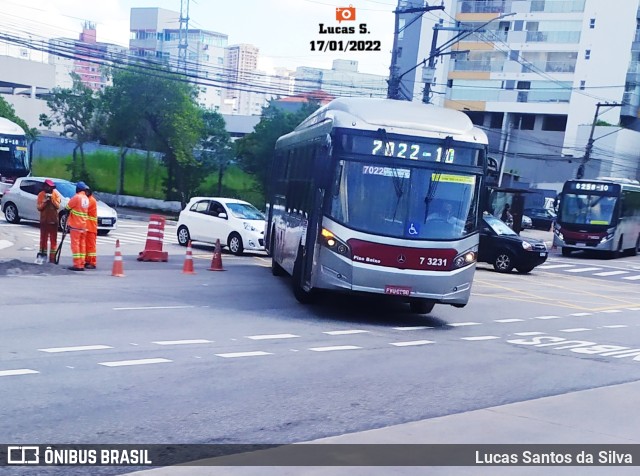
xmin=7 ymin=446 xmax=40 ymax=464
xmin=336 ymin=5 xmax=356 ymax=22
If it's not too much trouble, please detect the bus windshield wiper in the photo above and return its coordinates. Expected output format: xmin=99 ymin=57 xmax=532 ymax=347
xmin=378 ymin=128 xmax=405 ymax=222
xmin=424 ymin=136 xmax=452 ymax=223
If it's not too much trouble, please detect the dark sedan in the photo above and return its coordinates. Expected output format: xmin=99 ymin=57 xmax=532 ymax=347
xmin=479 ymin=214 xmax=548 ymax=273
xmin=524 ymin=207 xmax=556 ymax=231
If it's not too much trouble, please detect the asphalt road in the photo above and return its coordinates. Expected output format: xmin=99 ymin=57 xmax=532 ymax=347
xmin=1 ymin=217 xmax=640 ymax=475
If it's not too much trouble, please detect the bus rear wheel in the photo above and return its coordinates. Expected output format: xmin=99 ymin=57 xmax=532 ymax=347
xmin=409 ymin=299 xmax=435 ymax=314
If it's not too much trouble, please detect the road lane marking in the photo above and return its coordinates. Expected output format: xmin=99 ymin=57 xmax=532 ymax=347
xmin=601 ymin=310 xmax=623 ymax=313
xmin=564 ymin=267 xmax=602 ymax=273
xmin=447 ymin=322 xmax=481 ymax=327
xmin=323 ymin=330 xmax=369 ymax=335
xmin=514 ymin=332 xmax=546 ymax=336
xmin=532 ymin=315 xmax=562 ymax=320
xmin=309 ymin=346 xmax=361 ymax=352
xmin=215 ymin=351 xmax=272 ymax=358
xmin=393 ymin=326 xmax=433 ymax=331
xmin=246 ymin=334 xmax=299 ymax=340
xmin=559 ymin=328 xmax=591 ymax=333
xmin=537 ymin=264 xmax=574 ymax=269
xmin=152 ymin=340 xmax=213 ymax=345
xmin=39 ymin=345 xmax=113 ymax=353
xmin=390 ymin=340 xmax=435 ymax=347
xmin=461 ymin=336 xmax=500 ymax=341
xmin=602 ymin=325 xmax=628 ymax=329
xmin=99 ymin=358 xmax=172 ymax=367
xmin=570 ymin=313 xmax=592 ymax=316
xmin=494 ymin=319 xmax=524 ymax=323
xmin=0 ymin=369 xmax=39 ymax=377
xmin=593 ymin=271 xmax=630 ymax=276
xmin=0 ymin=239 xmax=13 ymax=250
xmin=113 ymin=306 xmax=196 ymax=311
xmin=622 ymin=275 xmax=640 ymax=281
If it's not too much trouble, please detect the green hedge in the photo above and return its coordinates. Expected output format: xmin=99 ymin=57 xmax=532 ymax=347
xmin=32 ymin=151 xmax=264 ymax=206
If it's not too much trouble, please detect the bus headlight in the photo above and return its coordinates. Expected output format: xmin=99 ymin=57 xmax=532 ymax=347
xmin=320 ymin=228 xmax=351 ymax=258
xmin=453 ymin=248 xmax=477 ymax=269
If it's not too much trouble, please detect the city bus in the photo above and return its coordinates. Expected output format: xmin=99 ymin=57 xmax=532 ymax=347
xmin=553 ymin=178 xmax=640 ymax=257
xmin=265 ymin=98 xmax=489 ymax=314
xmin=0 ymin=117 xmax=30 ymax=198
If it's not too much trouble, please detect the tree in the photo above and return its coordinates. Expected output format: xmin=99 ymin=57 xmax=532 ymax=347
xmin=39 ymin=73 xmax=99 ymax=183
xmin=0 ymin=97 xmax=38 ymax=141
xmin=101 ymin=65 xmax=204 ymax=205
xmin=235 ymin=100 xmax=321 ymax=194
xmin=200 ymin=109 xmax=233 ymax=196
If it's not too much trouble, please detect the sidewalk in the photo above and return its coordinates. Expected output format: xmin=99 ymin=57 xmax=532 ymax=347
xmin=127 ymin=380 xmax=640 ymax=475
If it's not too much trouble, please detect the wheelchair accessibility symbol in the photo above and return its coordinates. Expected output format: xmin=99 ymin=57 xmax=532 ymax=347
xmin=408 ymin=222 xmax=419 ymax=235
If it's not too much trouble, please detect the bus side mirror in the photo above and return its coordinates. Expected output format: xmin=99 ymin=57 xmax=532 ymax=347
xmin=314 ymin=134 xmax=333 ymax=190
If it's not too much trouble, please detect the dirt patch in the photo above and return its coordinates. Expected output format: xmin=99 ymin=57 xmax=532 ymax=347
xmin=0 ymin=259 xmax=73 ymax=276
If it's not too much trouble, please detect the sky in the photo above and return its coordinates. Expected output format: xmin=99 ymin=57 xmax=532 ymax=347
xmin=0 ymin=0 xmax=398 ymax=77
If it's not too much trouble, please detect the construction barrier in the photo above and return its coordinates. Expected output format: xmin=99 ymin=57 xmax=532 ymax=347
xmin=182 ymin=241 xmax=196 ymax=274
xmin=111 ymin=239 xmax=125 ymax=277
xmin=137 ymin=215 xmax=169 ymax=262
xmin=208 ymin=239 xmax=226 ymax=271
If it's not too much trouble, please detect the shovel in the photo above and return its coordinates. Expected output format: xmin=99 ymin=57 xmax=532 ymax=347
xmin=54 ymin=227 xmax=68 ymax=265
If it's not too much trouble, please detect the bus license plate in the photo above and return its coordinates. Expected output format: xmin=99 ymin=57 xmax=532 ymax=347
xmin=384 ymin=285 xmax=412 ymax=296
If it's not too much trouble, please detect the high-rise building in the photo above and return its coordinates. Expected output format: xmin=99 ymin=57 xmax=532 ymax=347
xmin=129 ymin=7 xmax=228 ymax=110
xmin=223 ymin=44 xmax=263 ymax=115
xmin=402 ymin=0 xmax=640 ymax=188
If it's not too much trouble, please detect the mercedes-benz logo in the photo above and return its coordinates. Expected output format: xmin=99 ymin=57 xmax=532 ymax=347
xmin=397 ymin=254 xmax=406 ymax=264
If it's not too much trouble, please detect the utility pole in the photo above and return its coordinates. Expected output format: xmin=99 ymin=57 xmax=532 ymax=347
xmin=178 ymin=0 xmax=190 ymax=74
xmin=387 ymin=2 xmax=444 ymax=100
xmin=576 ymin=102 xmax=623 ymax=179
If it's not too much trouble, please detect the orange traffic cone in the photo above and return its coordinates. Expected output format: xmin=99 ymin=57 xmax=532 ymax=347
xmin=182 ymin=241 xmax=196 ymax=274
xmin=111 ymin=239 xmax=125 ymax=277
xmin=208 ymin=239 xmax=226 ymax=271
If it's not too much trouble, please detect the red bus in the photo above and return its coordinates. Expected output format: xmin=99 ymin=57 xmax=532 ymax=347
xmin=553 ymin=178 xmax=640 ymax=257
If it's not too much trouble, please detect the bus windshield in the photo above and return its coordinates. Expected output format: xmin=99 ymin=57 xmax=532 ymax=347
xmin=0 ymin=135 xmax=29 ymax=176
xmin=559 ymin=193 xmax=617 ymax=225
xmin=329 ymin=160 xmax=479 ymax=240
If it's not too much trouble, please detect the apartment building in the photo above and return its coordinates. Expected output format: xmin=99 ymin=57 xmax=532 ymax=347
xmin=129 ymin=7 xmax=228 ymax=110
xmin=401 ymin=0 xmax=640 ymax=189
xmin=221 ymin=44 xmax=265 ymax=115
xmin=293 ymin=59 xmax=388 ymax=99
xmin=49 ymin=23 xmax=128 ymax=91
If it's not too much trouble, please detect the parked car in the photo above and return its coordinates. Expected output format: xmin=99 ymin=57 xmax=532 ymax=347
xmin=479 ymin=213 xmax=548 ymax=273
xmin=176 ymin=197 xmax=266 ymax=255
xmin=1 ymin=177 xmax=117 ymax=234
xmin=524 ymin=207 xmax=556 ymax=231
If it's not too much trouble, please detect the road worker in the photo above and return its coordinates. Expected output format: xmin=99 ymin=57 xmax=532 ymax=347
xmin=85 ymin=186 xmax=98 ymax=269
xmin=65 ymin=181 xmax=90 ymax=271
xmin=36 ymin=179 xmax=62 ymax=263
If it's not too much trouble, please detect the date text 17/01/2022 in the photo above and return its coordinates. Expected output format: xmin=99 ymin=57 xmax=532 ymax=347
xmin=311 ymin=23 xmax=381 ymax=52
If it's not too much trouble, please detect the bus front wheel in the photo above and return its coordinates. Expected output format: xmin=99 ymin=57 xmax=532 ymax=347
xmin=409 ymin=299 xmax=435 ymax=314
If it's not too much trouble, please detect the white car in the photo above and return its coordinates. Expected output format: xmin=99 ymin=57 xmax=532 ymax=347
xmin=176 ymin=197 xmax=266 ymax=255
xmin=1 ymin=177 xmax=118 ymax=234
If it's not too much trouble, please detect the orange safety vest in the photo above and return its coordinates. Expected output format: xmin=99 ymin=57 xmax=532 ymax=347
xmin=86 ymin=194 xmax=98 ymax=233
xmin=66 ymin=191 xmax=90 ymax=230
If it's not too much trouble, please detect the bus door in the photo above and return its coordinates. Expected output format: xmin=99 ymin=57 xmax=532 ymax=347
xmin=300 ymin=136 xmax=333 ymax=288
